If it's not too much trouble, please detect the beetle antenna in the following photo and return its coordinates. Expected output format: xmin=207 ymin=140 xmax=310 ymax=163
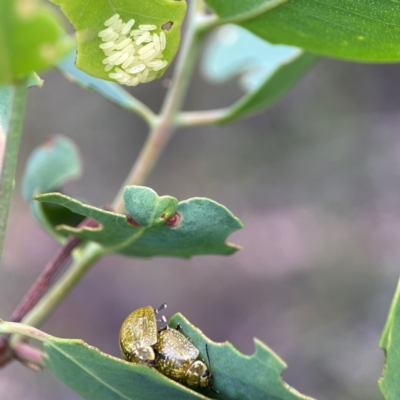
xmin=209 ymin=384 xmax=219 ymax=394
xmin=155 ymin=303 xmax=167 ymax=314
xmin=206 ymin=343 xmax=211 ymax=365
xmin=206 ymin=344 xmax=219 ymax=394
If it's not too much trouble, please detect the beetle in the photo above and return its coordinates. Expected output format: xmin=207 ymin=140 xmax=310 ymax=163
xmin=154 ymin=324 xmax=218 ymax=393
xmin=119 ymin=304 xmax=166 ymax=364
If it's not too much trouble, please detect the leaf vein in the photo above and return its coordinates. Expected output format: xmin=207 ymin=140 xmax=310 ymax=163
xmin=49 ymin=342 xmax=132 ymax=400
xmin=313 ymin=0 xmax=400 ymax=29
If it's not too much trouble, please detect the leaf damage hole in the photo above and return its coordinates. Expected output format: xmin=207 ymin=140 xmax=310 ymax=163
xmin=126 ymin=215 xmax=141 ymax=227
xmin=162 ymin=21 xmax=174 ymax=31
xmin=165 ymin=213 xmax=180 ymax=228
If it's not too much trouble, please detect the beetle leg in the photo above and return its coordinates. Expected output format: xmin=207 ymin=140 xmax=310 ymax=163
xmin=175 ymin=323 xmax=182 ymax=331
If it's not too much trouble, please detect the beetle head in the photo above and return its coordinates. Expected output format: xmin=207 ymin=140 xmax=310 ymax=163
xmin=185 ymin=360 xmax=218 ymax=393
xmin=185 ymin=360 xmax=209 ymax=387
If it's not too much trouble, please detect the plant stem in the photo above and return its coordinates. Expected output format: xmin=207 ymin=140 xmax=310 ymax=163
xmin=0 ymin=216 xmax=101 ymax=364
xmin=176 ymin=108 xmax=230 ymax=127
xmin=1 ymin=319 xmax=53 ymax=341
xmin=0 ymin=80 xmax=27 ymax=258
xmin=0 ymin=236 xmax=79 ymax=355
xmin=0 ymin=320 xmax=47 ymax=368
xmin=13 ymin=342 xmax=45 ymax=369
xmin=16 ymin=242 xmax=103 ymax=335
xmin=112 ymin=0 xmax=203 ymax=213
xmin=126 ymin=97 xmax=157 ymax=128
xmin=10 ymin=219 xmax=99 ymax=323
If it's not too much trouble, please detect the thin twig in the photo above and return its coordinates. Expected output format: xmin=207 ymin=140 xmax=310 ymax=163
xmin=176 ymin=108 xmax=231 ymax=127
xmin=0 ymin=215 xmax=100 ymax=366
xmin=10 ymin=235 xmax=84 ymax=322
xmin=0 ymin=80 xmax=27 ymax=258
xmin=12 ymin=216 xmax=100 ymax=320
xmin=112 ymin=0 xmax=204 ymax=213
xmin=0 ymin=321 xmax=45 ymax=369
xmin=16 ymin=242 xmax=103 ymax=335
xmin=124 ymin=96 xmax=157 ymax=127
xmin=13 ymin=342 xmax=45 ymax=370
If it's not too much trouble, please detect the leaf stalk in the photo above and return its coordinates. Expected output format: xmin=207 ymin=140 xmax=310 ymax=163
xmin=17 ymin=242 xmax=103 ymax=334
xmin=112 ymin=0 xmax=204 ymax=213
xmin=176 ymin=108 xmax=231 ymax=127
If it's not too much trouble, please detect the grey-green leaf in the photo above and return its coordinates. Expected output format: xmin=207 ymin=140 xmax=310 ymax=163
xmin=222 ymin=52 xmax=316 ymax=123
xmin=22 ymin=135 xmax=81 ymax=201
xmin=57 ymin=49 xmax=146 ymax=111
xmin=202 ymin=25 xmax=316 ymax=123
xmin=34 ymin=186 xmax=243 ymax=258
xmin=22 ymin=135 xmax=83 ymax=242
xmin=170 ymin=313 xmax=315 ymax=400
xmin=44 ymin=339 xmax=207 ymax=400
xmin=379 ymin=278 xmax=400 ymax=399
xmin=205 ymin=0 xmax=400 ymax=62
xmin=202 ymin=25 xmax=302 ymax=89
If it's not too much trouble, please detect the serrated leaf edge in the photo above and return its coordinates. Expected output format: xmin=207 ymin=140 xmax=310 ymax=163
xmin=171 ymin=313 xmax=315 ymax=400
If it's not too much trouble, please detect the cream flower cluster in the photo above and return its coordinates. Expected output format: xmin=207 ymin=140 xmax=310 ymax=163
xmin=98 ymin=14 xmax=168 ymax=86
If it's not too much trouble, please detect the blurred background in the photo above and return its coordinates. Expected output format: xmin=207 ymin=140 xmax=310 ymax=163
xmin=1 ymin=29 xmax=400 ymax=400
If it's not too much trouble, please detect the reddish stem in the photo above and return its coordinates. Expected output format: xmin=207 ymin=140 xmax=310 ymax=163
xmin=0 ymin=212 xmax=107 ymax=367
xmin=10 ymin=234 xmax=85 ymax=323
xmin=13 ymin=342 xmax=44 ymax=370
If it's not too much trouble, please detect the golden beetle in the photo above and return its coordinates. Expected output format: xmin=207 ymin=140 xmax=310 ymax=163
xmin=154 ymin=324 xmax=218 ymax=393
xmin=119 ymin=304 xmax=166 ymax=364
xmin=119 ymin=306 xmax=217 ymax=393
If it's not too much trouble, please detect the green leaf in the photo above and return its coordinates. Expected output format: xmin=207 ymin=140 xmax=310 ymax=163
xmin=202 ymin=25 xmax=316 ymax=123
xmin=0 ymin=0 xmax=72 ymax=84
xmin=0 ymin=80 xmax=28 ymax=259
xmin=0 ymin=320 xmax=207 ymax=400
xmin=22 ymin=135 xmax=84 ymax=242
xmin=379 ymin=279 xmax=400 ymax=399
xmin=57 ymin=49 xmax=148 ymax=111
xmin=44 ymin=340 xmax=207 ymax=400
xmin=22 ymin=135 xmax=81 ymax=201
xmin=34 ymin=186 xmax=243 ymax=258
xmin=51 ymin=0 xmax=187 ymax=82
xmin=168 ymin=313 xmax=314 ymax=400
xmin=222 ymin=53 xmax=316 ymax=123
xmin=204 ymin=0 xmax=400 ymax=62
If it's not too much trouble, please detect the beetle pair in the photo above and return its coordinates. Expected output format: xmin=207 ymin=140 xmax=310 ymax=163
xmin=119 ymin=305 xmax=218 ymax=392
